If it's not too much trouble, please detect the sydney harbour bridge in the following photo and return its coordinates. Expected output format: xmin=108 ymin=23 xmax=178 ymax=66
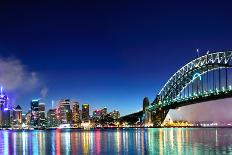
xmin=120 ymin=51 xmax=232 ymax=127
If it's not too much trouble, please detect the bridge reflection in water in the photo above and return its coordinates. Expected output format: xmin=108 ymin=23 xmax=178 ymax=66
xmin=0 ymin=129 xmax=232 ymax=154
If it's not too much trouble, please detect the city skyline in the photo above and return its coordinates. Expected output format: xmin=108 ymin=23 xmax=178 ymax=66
xmin=0 ymin=1 xmax=232 ymax=118
xmin=0 ymin=1 xmax=232 ymax=154
xmin=0 ymin=86 xmax=120 ymax=117
xmin=0 ymin=86 xmax=122 ymax=129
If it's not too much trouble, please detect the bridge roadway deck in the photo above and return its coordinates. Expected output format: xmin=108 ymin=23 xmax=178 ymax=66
xmin=162 ymin=91 xmax=232 ymax=110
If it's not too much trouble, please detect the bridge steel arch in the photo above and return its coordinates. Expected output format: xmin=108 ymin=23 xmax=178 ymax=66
xmin=147 ymin=51 xmax=232 ymax=126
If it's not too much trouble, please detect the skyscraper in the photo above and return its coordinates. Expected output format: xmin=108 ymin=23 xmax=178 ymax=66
xmin=31 ymin=99 xmax=39 ymax=127
xmin=12 ymin=105 xmax=22 ymax=128
xmin=2 ymin=109 xmax=10 ymax=128
xmin=93 ymin=109 xmax=101 ymax=118
xmin=57 ymin=99 xmax=71 ymax=124
xmin=47 ymin=109 xmax=57 ymax=127
xmin=38 ymin=103 xmax=46 ymax=127
xmin=0 ymin=86 xmax=11 ymax=128
xmin=101 ymin=107 xmax=107 ymax=116
xmin=111 ymin=110 xmax=120 ymax=120
xmin=72 ymin=101 xmax=80 ymax=127
xmin=25 ymin=111 xmax=31 ymax=126
xmin=79 ymin=109 xmax=82 ymax=121
xmin=0 ymin=86 xmax=9 ymax=110
xmin=92 ymin=109 xmax=101 ymax=123
xmin=100 ymin=107 xmax=107 ymax=121
xmin=82 ymin=104 xmax=89 ymax=122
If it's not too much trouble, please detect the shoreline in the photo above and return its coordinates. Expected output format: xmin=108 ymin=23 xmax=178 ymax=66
xmin=1 ymin=126 xmax=232 ymax=131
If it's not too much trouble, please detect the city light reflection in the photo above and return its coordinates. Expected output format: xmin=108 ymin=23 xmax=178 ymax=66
xmin=22 ymin=131 xmax=27 ymax=155
xmin=13 ymin=132 xmax=16 ymax=154
xmin=82 ymin=131 xmax=89 ymax=154
xmin=64 ymin=131 xmax=70 ymax=155
xmin=116 ymin=129 xmax=121 ymax=153
xmin=159 ymin=128 xmax=163 ymax=155
xmin=55 ymin=129 xmax=61 ymax=155
xmin=71 ymin=130 xmax=78 ymax=155
xmin=3 ymin=131 xmax=9 ymax=155
xmin=32 ymin=131 xmax=39 ymax=154
xmin=95 ymin=129 xmax=101 ymax=154
xmin=0 ymin=128 xmax=230 ymax=154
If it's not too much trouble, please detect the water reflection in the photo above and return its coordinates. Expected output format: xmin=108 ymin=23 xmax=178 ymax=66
xmin=0 ymin=128 xmax=231 ymax=154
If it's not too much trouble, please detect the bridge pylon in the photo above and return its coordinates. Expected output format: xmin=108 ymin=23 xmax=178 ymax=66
xmin=151 ymin=108 xmax=169 ymax=127
xmin=144 ymin=95 xmax=169 ymax=127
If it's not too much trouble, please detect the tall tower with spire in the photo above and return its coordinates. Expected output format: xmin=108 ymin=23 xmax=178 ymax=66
xmin=0 ymin=86 xmax=11 ymax=127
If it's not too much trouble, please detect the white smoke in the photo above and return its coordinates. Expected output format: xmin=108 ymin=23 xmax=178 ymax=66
xmin=0 ymin=56 xmax=39 ymax=92
xmin=40 ymin=87 xmax=48 ymax=98
xmin=169 ymin=98 xmax=232 ymax=122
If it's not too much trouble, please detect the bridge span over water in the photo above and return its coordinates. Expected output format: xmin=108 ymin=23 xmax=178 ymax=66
xmin=121 ymin=51 xmax=232 ymax=127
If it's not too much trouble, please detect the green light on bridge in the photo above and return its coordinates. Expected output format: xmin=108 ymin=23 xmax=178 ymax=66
xmin=222 ymin=86 xmax=225 ymax=92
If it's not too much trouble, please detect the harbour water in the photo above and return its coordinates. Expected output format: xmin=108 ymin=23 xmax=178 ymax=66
xmin=0 ymin=128 xmax=232 ymax=154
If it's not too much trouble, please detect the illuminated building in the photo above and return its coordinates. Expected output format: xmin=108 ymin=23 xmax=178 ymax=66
xmin=0 ymin=86 xmax=11 ymax=128
xmin=92 ymin=109 xmax=101 ymax=123
xmin=25 ymin=111 xmax=31 ymax=126
xmin=111 ymin=110 xmax=120 ymax=120
xmin=38 ymin=103 xmax=46 ymax=127
xmin=72 ymin=101 xmax=80 ymax=127
xmin=0 ymin=86 xmax=9 ymax=110
xmin=101 ymin=107 xmax=107 ymax=116
xmin=79 ymin=110 xmax=82 ymax=121
xmin=82 ymin=104 xmax=89 ymax=122
xmin=2 ymin=109 xmax=10 ymax=127
xmin=12 ymin=105 xmax=22 ymax=128
xmin=57 ymin=99 xmax=71 ymax=124
xmin=93 ymin=109 xmax=101 ymax=118
xmin=30 ymin=99 xmax=39 ymax=127
xmin=47 ymin=109 xmax=57 ymax=127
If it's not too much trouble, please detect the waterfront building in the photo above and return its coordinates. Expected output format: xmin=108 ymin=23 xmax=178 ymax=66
xmin=93 ymin=109 xmax=101 ymax=118
xmin=82 ymin=104 xmax=89 ymax=122
xmin=92 ymin=109 xmax=101 ymax=123
xmin=72 ymin=101 xmax=80 ymax=127
xmin=79 ymin=109 xmax=82 ymax=121
xmin=0 ymin=86 xmax=9 ymax=110
xmin=0 ymin=87 xmax=11 ymax=127
xmin=57 ymin=99 xmax=71 ymax=124
xmin=2 ymin=109 xmax=10 ymax=127
xmin=111 ymin=110 xmax=120 ymax=120
xmin=12 ymin=105 xmax=22 ymax=128
xmin=25 ymin=111 xmax=31 ymax=126
xmin=99 ymin=107 xmax=108 ymax=123
xmin=47 ymin=109 xmax=57 ymax=127
xmin=38 ymin=103 xmax=46 ymax=127
xmin=30 ymin=99 xmax=40 ymax=127
xmin=101 ymin=107 xmax=107 ymax=116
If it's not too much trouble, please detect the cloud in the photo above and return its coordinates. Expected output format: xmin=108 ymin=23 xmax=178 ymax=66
xmin=40 ymin=87 xmax=48 ymax=98
xmin=0 ymin=57 xmax=39 ymax=92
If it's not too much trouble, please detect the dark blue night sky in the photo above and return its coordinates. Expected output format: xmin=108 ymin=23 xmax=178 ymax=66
xmin=0 ymin=1 xmax=232 ymax=116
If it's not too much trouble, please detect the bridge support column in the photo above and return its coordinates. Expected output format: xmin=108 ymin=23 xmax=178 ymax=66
xmin=152 ymin=108 xmax=169 ymax=127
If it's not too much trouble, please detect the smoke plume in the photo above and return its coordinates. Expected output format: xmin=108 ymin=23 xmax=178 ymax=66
xmin=0 ymin=56 xmax=39 ymax=92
